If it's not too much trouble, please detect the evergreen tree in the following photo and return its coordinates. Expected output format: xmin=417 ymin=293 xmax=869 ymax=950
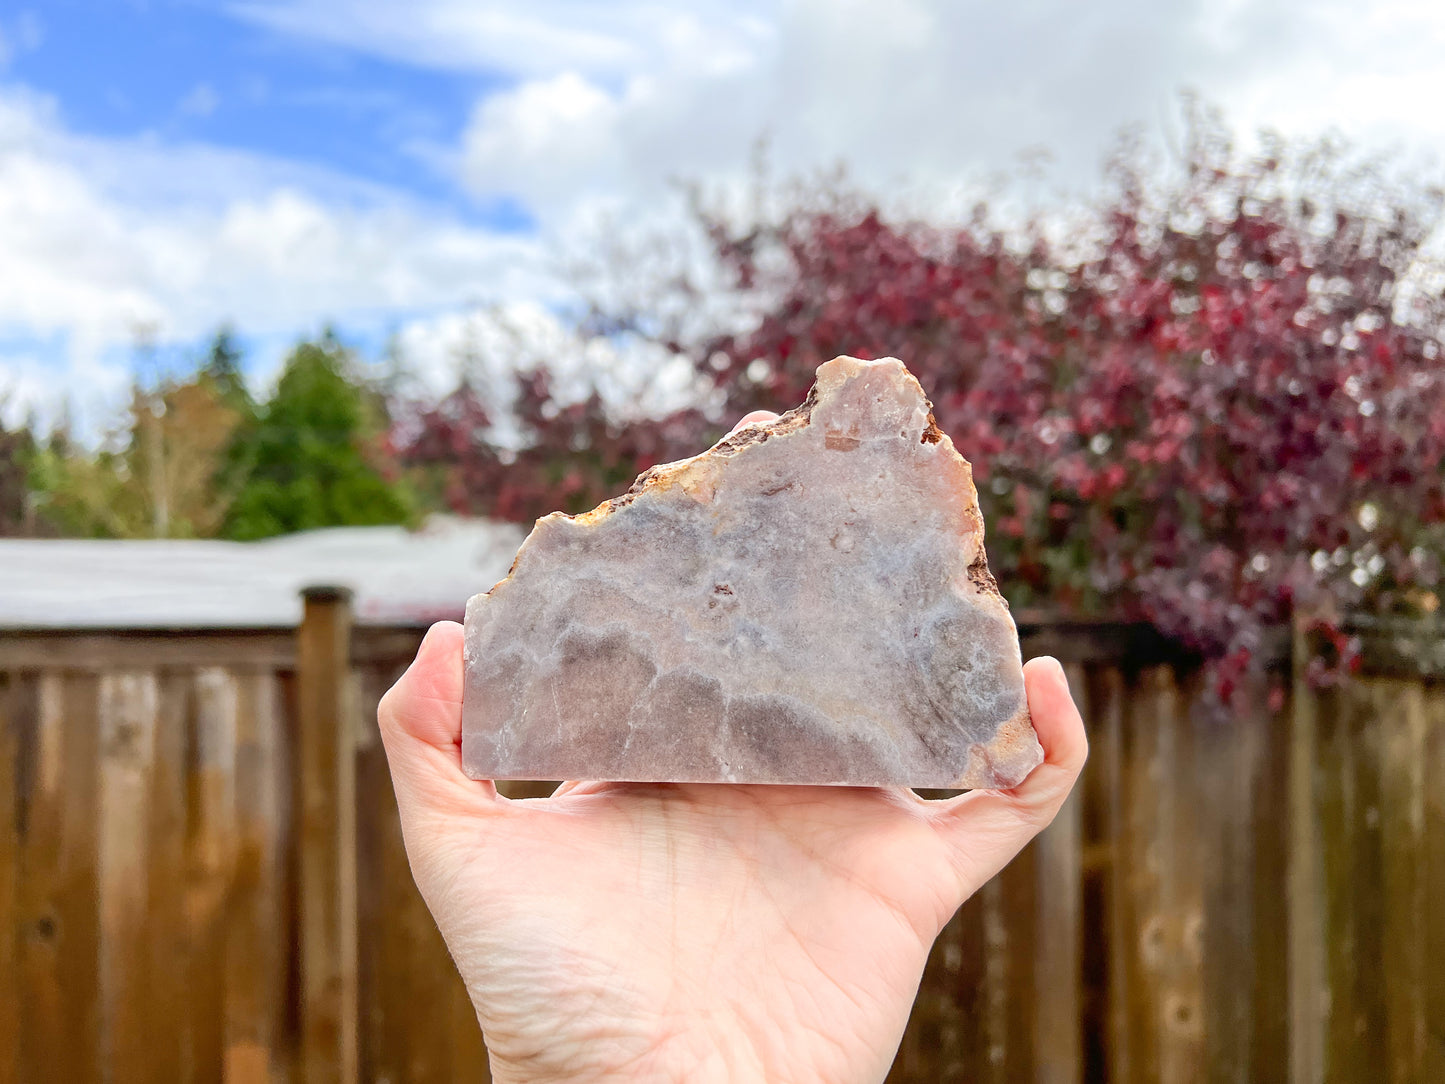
xmin=221 ymin=333 xmax=413 ymax=540
xmin=200 ymin=326 xmax=252 ymax=411
xmin=0 ymin=412 xmax=42 ymax=536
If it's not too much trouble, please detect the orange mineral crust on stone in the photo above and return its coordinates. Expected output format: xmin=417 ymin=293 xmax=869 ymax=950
xmin=462 ymin=355 xmax=1043 ymax=789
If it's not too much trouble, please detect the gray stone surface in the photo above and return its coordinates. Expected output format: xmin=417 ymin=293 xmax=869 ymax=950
xmin=462 ymin=356 xmax=1043 ymax=789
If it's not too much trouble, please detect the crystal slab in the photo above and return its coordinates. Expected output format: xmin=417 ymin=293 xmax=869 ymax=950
xmin=462 ymin=356 xmax=1042 ymax=789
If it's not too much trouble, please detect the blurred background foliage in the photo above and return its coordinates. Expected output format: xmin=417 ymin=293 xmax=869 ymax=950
xmin=4 ymin=108 xmax=1443 ymax=695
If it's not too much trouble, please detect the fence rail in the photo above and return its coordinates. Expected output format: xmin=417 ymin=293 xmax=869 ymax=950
xmin=0 ymin=601 xmax=1441 ymax=1082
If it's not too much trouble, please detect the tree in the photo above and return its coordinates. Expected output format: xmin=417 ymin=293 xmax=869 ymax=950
xmin=35 ymin=361 xmax=248 ymax=540
xmin=395 ymin=368 xmax=709 ymax=526
xmin=689 ymin=110 xmax=1445 ymax=695
xmin=0 ymin=411 xmax=44 ymax=536
xmin=395 ymin=380 xmax=502 ymax=518
xmin=200 ymin=326 xmax=252 ymax=412
xmin=222 ymin=332 xmax=413 ymax=540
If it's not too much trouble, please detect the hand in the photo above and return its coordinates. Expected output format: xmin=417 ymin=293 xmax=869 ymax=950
xmin=378 ymin=631 xmax=1086 ymax=1084
xmin=379 ymin=406 xmax=1087 ymax=1082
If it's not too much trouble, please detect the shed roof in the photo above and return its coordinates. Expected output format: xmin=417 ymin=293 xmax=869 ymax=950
xmin=0 ymin=518 xmax=527 ymax=629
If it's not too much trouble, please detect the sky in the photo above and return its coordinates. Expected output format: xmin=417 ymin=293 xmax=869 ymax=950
xmin=2 ymin=0 xmax=1445 ymax=433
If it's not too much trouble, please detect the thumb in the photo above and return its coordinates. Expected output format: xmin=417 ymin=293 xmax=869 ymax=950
xmin=377 ymin=621 xmax=503 ymax=823
xmin=727 ymin=410 xmax=780 ymax=436
xmin=928 ymin=655 xmax=1088 ymax=898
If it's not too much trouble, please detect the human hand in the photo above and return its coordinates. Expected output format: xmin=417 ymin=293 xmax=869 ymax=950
xmin=377 ymin=412 xmax=1088 ymax=1084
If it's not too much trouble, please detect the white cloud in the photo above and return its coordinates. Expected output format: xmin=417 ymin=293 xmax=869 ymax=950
xmin=462 ymin=73 xmax=624 ymax=207
xmin=1208 ymin=1 xmax=1445 ymax=154
xmin=391 ymin=301 xmax=710 ymax=447
xmin=246 ymin=0 xmax=1445 ymax=227
xmin=228 ymin=0 xmax=770 ymax=80
xmin=0 ymin=86 xmax=557 ymax=429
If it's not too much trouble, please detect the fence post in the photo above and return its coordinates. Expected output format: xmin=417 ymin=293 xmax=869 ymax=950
xmin=1288 ymin=613 xmax=1324 ymax=1084
xmin=297 ymin=586 xmax=359 ymax=1084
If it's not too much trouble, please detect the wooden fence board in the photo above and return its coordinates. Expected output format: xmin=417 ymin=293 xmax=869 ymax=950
xmin=888 ymin=864 xmax=988 ymax=1084
xmin=1378 ymin=680 xmax=1427 ymax=1084
xmin=1313 ymin=681 xmax=1357 ymax=1084
xmin=15 ymin=672 xmax=102 ymax=1082
xmin=1249 ymin=684 xmax=1291 ymax=1084
xmin=59 ymin=672 xmax=103 ymax=1081
xmin=226 ymin=667 xmax=291 ymax=1082
xmin=354 ymin=668 xmax=395 ymax=1084
xmin=1118 ymin=666 xmax=1166 ymax=1084
xmin=188 ymin=666 xmax=240 ymax=1082
xmin=0 ymin=672 xmax=26 ymax=1084
xmin=1188 ymin=672 xmax=1292 ymax=1084
xmin=98 ymin=670 xmax=160 ymax=1082
xmin=978 ymin=873 xmax=1017 ymax=1083
xmin=1314 ymin=677 xmax=1395 ymax=1083
xmin=1344 ymin=680 xmax=1389 ymax=1079
xmin=1155 ymin=667 xmax=1207 ymax=1084
xmin=148 ymin=670 xmax=193 ymax=1082
xmin=1424 ymin=685 xmax=1445 ymax=1084
xmin=13 ymin=669 xmax=57 ymax=1084
xmin=951 ymin=881 xmax=990 ymax=1084
xmin=1288 ymin=643 xmax=1325 ymax=1084
xmin=1197 ymin=680 xmax=1252 ymax=1084
xmin=1005 ymin=837 xmax=1041 ymax=1076
xmin=1086 ymin=663 xmax=1128 ymax=1084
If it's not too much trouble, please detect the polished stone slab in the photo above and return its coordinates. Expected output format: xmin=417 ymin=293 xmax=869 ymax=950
xmin=462 ymin=356 xmax=1042 ymax=789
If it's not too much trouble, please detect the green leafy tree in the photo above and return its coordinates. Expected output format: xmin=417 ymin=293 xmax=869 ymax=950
xmin=0 ymin=410 xmax=46 ymax=536
xmin=32 ymin=328 xmax=255 ymax=538
xmin=222 ymin=332 xmax=413 ymax=540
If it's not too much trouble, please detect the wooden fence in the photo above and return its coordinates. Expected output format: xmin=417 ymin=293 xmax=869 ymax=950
xmin=0 ymin=594 xmax=1441 ymax=1082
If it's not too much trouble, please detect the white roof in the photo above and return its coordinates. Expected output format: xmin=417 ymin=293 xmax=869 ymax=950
xmin=0 ymin=517 xmax=527 ymax=629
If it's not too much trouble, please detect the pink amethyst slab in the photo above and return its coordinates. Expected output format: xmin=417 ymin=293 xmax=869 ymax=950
xmin=461 ymin=356 xmax=1043 ymax=789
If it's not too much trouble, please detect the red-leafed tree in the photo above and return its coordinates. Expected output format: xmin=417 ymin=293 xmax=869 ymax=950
xmin=396 ymin=370 xmax=709 ymax=526
xmin=694 ymin=115 xmax=1445 ymax=696
xmin=393 ymin=108 xmax=1445 ymax=698
xmin=393 ymin=380 xmax=504 ymax=516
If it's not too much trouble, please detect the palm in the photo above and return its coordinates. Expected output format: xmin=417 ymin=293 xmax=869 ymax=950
xmin=419 ymin=779 xmax=961 ymax=1080
xmin=382 ymin=624 xmax=1085 ymax=1083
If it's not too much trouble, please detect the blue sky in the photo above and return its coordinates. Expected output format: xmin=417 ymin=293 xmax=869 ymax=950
xmin=3 ymin=0 xmax=1444 ymax=434
xmin=6 ymin=0 xmax=524 ymax=221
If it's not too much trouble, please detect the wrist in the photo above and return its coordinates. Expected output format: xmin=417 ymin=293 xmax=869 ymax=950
xmin=481 ymin=1019 xmax=764 ymax=1084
